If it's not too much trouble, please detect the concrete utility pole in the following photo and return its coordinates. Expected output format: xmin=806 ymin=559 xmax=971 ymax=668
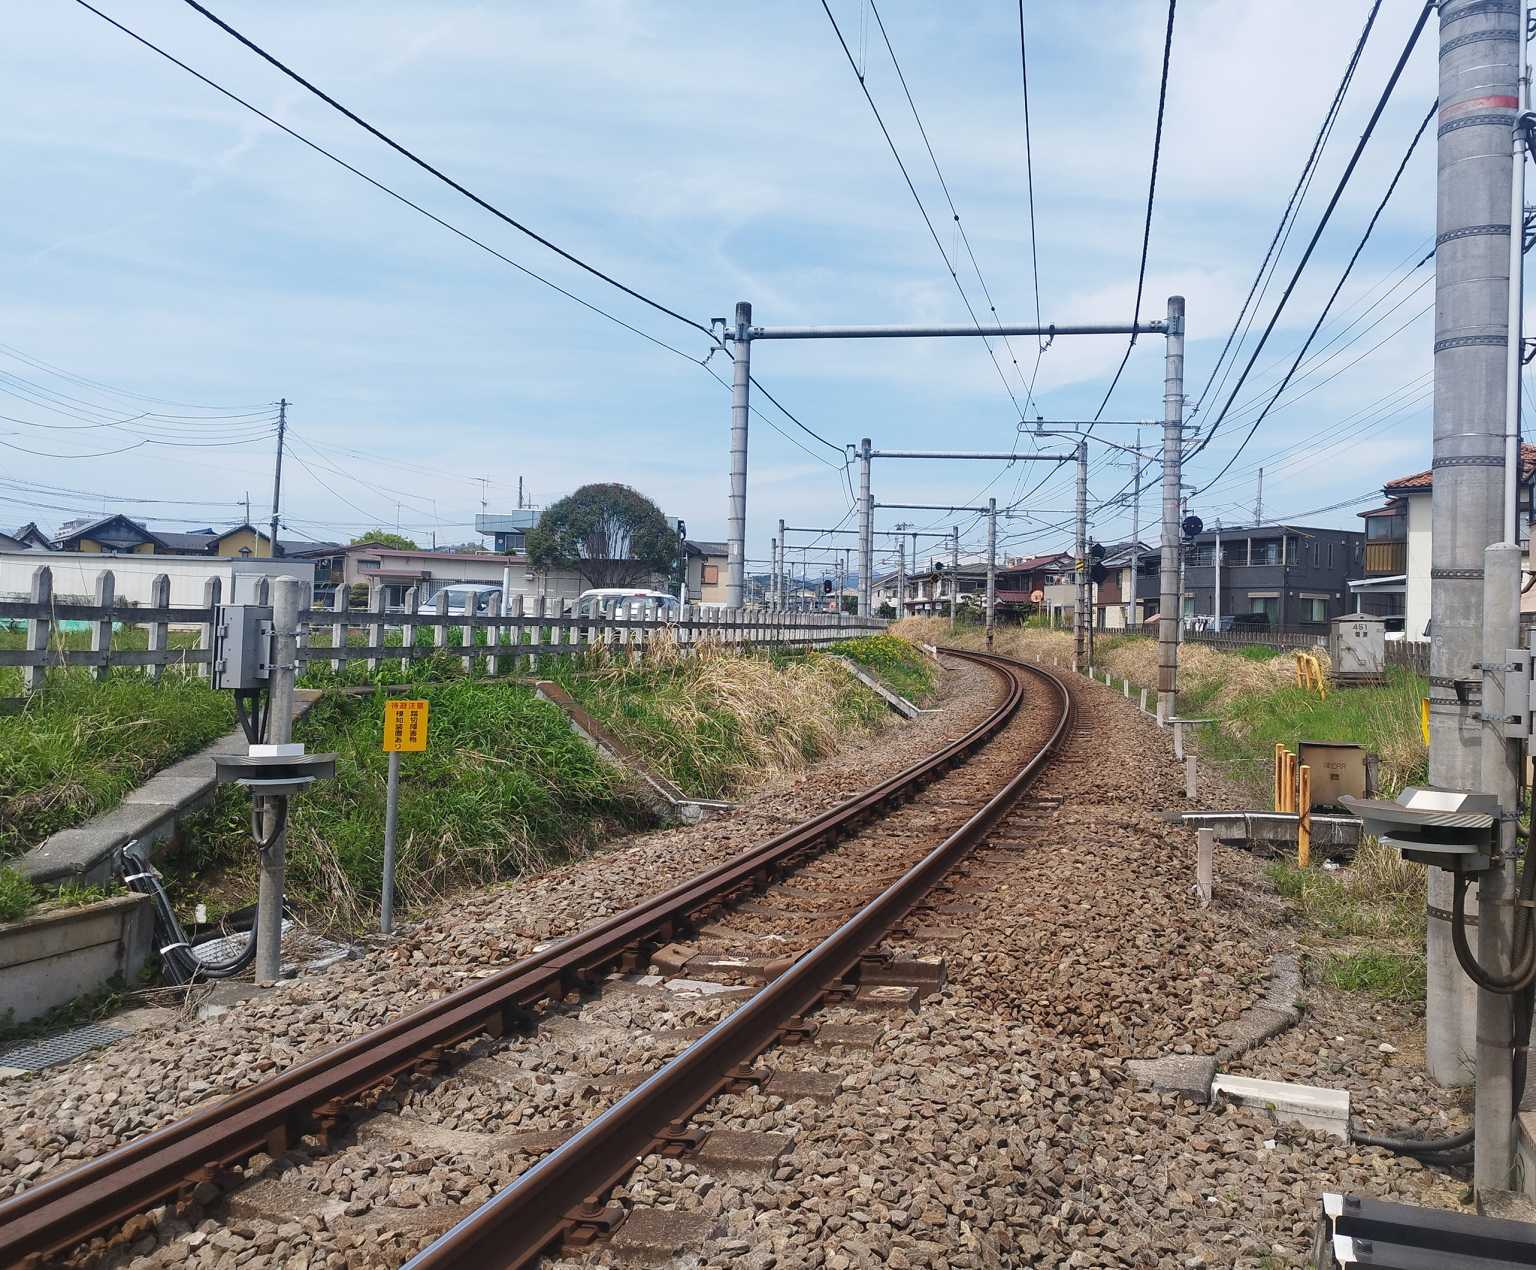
xmin=985 ymin=498 xmax=997 ymax=651
xmin=1158 ymin=296 xmax=1186 ymax=724
xmin=1074 ymin=441 xmax=1088 ymax=673
xmin=1254 ymin=468 xmax=1264 ymax=528
xmin=268 ymin=398 xmax=288 ymax=559
xmin=950 ymin=525 xmax=960 ymax=623
xmin=896 ymin=538 xmax=906 ymax=621
xmin=777 ymin=517 xmax=787 ymax=611
xmin=255 ymin=576 xmax=301 ymax=984
xmin=726 ymin=301 xmax=752 ymax=606
xmin=1428 ymin=0 xmax=1522 ymax=1095
xmin=1214 ymin=526 xmax=1223 ymax=629
xmin=858 ymin=438 xmax=874 ymax=617
xmin=1130 ymin=431 xmax=1143 ymax=628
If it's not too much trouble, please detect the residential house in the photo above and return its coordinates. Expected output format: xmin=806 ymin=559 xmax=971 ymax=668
xmin=339 ymin=541 xmax=607 ymax=611
xmin=52 ymin=513 xmax=169 ymax=555
xmin=1181 ymin=522 xmax=1363 ymax=630
xmin=1347 ymin=444 xmax=1536 ymax=640
xmin=1097 ymin=541 xmax=1158 ymax=629
xmin=995 ymin=552 xmax=1072 ymax=622
xmin=0 ymin=529 xmax=26 ymax=552
xmin=476 ymin=512 xmax=539 ymax=554
xmin=683 ymin=540 xmax=729 ymax=605
xmin=11 ymin=523 xmax=53 ymax=550
xmin=897 ymin=559 xmax=990 ymax=616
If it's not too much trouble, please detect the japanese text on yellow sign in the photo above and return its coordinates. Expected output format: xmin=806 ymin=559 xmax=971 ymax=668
xmin=383 ymin=699 xmax=430 ymax=752
xmin=1420 ymin=697 xmax=1430 ymax=746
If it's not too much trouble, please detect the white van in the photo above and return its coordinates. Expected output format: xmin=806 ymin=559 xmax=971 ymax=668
xmin=432 ymin=583 xmax=502 ymax=615
xmin=574 ymin=588 xmax=681 ymax=619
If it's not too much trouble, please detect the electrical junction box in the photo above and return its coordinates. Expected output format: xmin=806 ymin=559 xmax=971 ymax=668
xmin=211 ymin=604 xmax=273 ymax=691
xmin=1329 ymin=614 xmax=1386 ymax=681
xmin=1340 ymin=786 xmax=1497 ymax=873
xmin=1297 ymin=740 xmax=1368 ymax=809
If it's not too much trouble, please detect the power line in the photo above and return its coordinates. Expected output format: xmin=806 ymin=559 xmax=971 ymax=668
xmin=0 ymin=342 xmax=267 ymax=412
xmin=866 ymin=0 xmax=1040 ymax=414
xmin=1194 ymin=95 xmax=1437 ymax=491
xmin=1190 ymin=0 xmax=1384 ymax=421
xmin=1188 ymin=1 xmax=1434 ymax=465
xmin=1017 ymin=0 xmax=1043 ymax=346
xmin=177 ymin=0 xmax=711 ymax=339
xmin=1092 ymin=0 xmax=1177 ymax=423
xmin=819 ymin=0 xmax=1029 ymax=420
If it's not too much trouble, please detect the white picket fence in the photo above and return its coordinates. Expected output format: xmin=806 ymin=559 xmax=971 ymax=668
xmin=0 ymin=564 xmax=885 ymax=694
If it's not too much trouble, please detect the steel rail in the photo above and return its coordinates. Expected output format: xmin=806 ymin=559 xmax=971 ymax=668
xmin=406 ymin=651 xmax=1072 ymax=1268
xmin=0 ymin=648 xmax=1027 ymax=1265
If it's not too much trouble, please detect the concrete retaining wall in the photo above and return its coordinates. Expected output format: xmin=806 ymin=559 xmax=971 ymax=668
xmin=0 ymin=894 xmax=153 ymax=1024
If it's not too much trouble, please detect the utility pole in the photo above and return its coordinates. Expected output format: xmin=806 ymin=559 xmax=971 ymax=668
xmin=858 ymin=438 xmax=874 ymax=618
xmin=950 ymin=525 xmax=959 ymax=623
xmin=268 ymin=398 xmax=287 ymax=560
xmin=1130 ymin=430 xmax=1142 ymax=628
xmin=1074 ymin=441 xmax=1088 ymax=674
xmin=896 ymin=538 xmax=906 ymax=621
xmin=778 ymin=517 xmax=787 ymax=612
xmin=726 ymin=301 xmax=752 ymax=607
xmin=1214 ymin=525 xmax=1222 ymax=629
xmin=1429 ymin=0 xmax=1522 ymax=1103
xmin=244 ymin=490 xmax=251 ymax=527
xmin=985 ymin=498 xmax=997 ymax=650
xmin=517 ymin=476 xmax=524 ymax=511
xmin=1158 ymin=296 xmax=1186 ymax=724
xmin=1254 ymin=468 xmax=1264 ymax=528
xmin=255 ymin=576 xmax=300 ymax=983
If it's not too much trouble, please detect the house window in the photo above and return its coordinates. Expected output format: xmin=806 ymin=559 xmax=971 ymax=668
xmin=1188 ymin=544 xmax=1215 ymax=567
xmin=1251 ymin=539 xmax=1282 ymax=565
xmin=1300 ymin=596 xmax=1328 ymax=623
xmin=1250 ymin=595 xmax=1280 ymax=622
xmin=701 ymin=563 xmax=719 ymax=585
xmin=1367 ymin=514 xmax=1406 ymax=542
xmin=1327 ymin=543 xmax=1335 ymax=569
xmin=360 ymin=558 xmax=381 ymax=569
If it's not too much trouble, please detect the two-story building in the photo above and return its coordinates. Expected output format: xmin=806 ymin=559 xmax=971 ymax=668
xmin=1180 ymin=522 xmax=1363 ymax=630
xmin=683 ymin=540 xmax=729 ymax=605
xmin=1347 ymin=445 xmax=1536 ymax=640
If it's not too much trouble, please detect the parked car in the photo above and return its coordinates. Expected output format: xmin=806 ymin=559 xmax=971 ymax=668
xmin=574 ymin=588 xmax=681 ymax=618
xmin=431 ymin=583 xmax=502 ymax=615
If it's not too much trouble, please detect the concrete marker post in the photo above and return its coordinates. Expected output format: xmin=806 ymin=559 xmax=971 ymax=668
xmin=1197 ymin=827 xmax=1214 ymax=908
xmin=255 ymin=576 xmax=301 ymax=985
xmin=1185 ymin=754 xmax=1198 ymax=802
xmin=1297 ymin=764 xmax=1312 ymax=870
xmin=381 ymin=749 xmax=402 ymax=936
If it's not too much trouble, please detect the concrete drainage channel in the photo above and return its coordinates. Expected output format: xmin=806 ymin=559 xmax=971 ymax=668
xmin=0 ymin=648 xmax=1063 ymax=1267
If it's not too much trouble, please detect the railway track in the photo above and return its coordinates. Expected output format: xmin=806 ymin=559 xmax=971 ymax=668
xmin=0 ymin=647 xmax=1071 ymax=1269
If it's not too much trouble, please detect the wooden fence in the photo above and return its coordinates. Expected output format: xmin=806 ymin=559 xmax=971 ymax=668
xmin=1183 ymin=628 xmax=1326 ymax=653
xmin=0 ymin=564 xmax=885 ymax=696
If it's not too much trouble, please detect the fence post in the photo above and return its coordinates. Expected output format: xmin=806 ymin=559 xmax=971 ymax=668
xmin=330 ymin=584 xmax=347 ymax=672
xmin=24 ymin=565 xmax=53 ymax=694
xmin=434 ymin=590 xmax=449 ymax=658
xmin=1196 ymin=827 xmax=1214 ymax=908
xmin=508 ymin=593 xmax=524 ymax=676
xmin=461 ymin=597 xmax=475 ymax=674
xmin=198 ymin=576 xmax=221 ymax=682
xmin=402 ymin=586 xmax=419 ymax=671
xmin=367 ymin=583 xmax=385 ymax=675
xmin=532 ymin=595 xmax=546 ymax=673
xmin=89 ymin=570 xmax=116 ymax=682
xmin=147 ymin=573 xmax=170 ymax=681
xmin=486 ymin=592 xmax=502 ymax=676
xmin=1297 ymin=765 xmax=1312 ymax=869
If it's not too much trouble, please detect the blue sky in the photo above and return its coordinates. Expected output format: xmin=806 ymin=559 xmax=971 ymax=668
xmin=1 ymin=1 xmax=1451 ymax=573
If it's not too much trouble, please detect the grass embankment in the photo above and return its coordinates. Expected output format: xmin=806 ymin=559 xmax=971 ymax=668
xmin=825 ymin=632 xmax=938 ymax=706
xmin=895 ymin=617 xmax=1429 ymax=1004
xmin=170 ymin=640 xmax=901 ymax=930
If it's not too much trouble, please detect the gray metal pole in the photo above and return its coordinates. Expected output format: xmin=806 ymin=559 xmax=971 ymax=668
xmin=726 ymin=301 xmax=752 ymax=608
xmin=1476 ymin=541 xmax=1523 ymax=1192
xmin=769 ymin=537 xmax=778 ymax=611
xmin=985 ymin=498 xmax=997 ymax=651
xmin=1158 ymin=296 xmax=1185 ymax=724
xmin=839 ymin=550 xmax=848 ymax=615
xmin=750 ymin=319 xmax=1166 ymax=340
xmin=777 ymin=517 xmax=787 ymax=611
xmin=897 ymin=539 xmax=906 ymax=622
xmin=859 ymin=437 xmax=873 ymax=618
xmin=1428 ymin=0 xmax=1521 ymax=1089
xmin=381 ymin=749 xmax=401 ymax=936
xmin=268 ymin=398 xmax=287 ymax=558
xmin=950 ymin=525 xmax=959 ymax=624
xmin=1075 ymin=441 xmax=1088 ymax=673
xmin=1129 ymin=430 xmax=1142 ymax=628
xmin=255 ymin=575 xmax=300 ymax=984
xmin=1214 ymin=526 xmax=1222 ymax=629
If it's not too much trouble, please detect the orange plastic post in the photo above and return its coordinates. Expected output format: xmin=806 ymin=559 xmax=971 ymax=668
xmin=1297 ymin=763 xmax=1312 ymax=869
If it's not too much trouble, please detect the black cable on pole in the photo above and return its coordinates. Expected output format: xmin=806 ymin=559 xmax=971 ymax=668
xmin=1188 ymin=1 xmax=1434 ymax=465
xmin=1092 ymin=0 xmax=1176 ymax=425
xmin=1190 ymin=0 xmax=1384 ymax=421
xmin=1194 ymin=94 xmax=1436 ymax=490
xmin=177 ymin=0 xmax=713 ymax=339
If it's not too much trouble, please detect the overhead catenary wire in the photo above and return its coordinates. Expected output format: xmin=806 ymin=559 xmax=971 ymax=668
xmin=1187 ymin=1 xmax=1435 ymax=465
xmin=1190 ymin=0 xmax=1385 ymax=420
xmin=177 ymin=0 xmax=713 ymax=340
xmin=1092 ymin=0 xmax=1177 ymax=424
xmin=1194 ymin=96 xmax=1438 ymax=492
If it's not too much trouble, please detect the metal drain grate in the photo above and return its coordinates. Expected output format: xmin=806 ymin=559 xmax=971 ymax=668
xmin=0 ymin=1023 xmax=129 ymax=1072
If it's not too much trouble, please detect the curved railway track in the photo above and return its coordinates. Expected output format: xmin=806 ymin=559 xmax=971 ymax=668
xmin=0 ymin=648 xmax=1071 ymax=1269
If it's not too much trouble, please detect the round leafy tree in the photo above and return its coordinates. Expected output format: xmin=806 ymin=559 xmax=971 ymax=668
xmin=526 ymin=483 xmax=675 ymax=589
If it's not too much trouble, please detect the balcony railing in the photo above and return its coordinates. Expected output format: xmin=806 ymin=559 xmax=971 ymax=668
xmin=1363 ymin=541 xmax=1406 ymax=575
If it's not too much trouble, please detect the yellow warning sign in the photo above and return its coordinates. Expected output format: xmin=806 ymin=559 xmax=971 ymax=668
xmin=1420 ymin=696 xmax=1430 ymax=747
xmin=384 ymin=698 xmax=429 ymax=752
